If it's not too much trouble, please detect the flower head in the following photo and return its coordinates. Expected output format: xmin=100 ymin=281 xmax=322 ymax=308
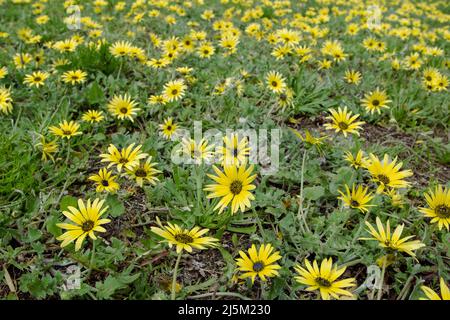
xmin=419 ymin=185 xmax=450 ymax=231
xmin=294 ymin=258 xmax=356 ymax=300
xmin=49 ymin=120 xmax=82 ymax=139
xmin=420 ymin=278 xmax=450 ymax=300
xmin=57 ymin=198 xmax=111 ymax=251
xmin=323 ymin=106 xmax=365 ymax=137
xmin=236 ymin=243 xmax=282 ymax=284
xmin=151 ymin=221 xmax=218 ymax=253
xmin=366 ymin=154 xmax=413 ymax=193
xmin=107 ymin=94 xmax=140 ymax=121
xmin=360 ymin=216 xmax=425 ymax=258
xmin=361 ymin=89 xmax=391 ymax=114
xmin=204 ymin=162 xmax=257 ymax=214
xmin=100 ymin=143 xmax=148 ymax=172
xmin=88 ymin=168 xmax=120 ymax=193
xmin=338 ymin=184 xmax=375 ymax=213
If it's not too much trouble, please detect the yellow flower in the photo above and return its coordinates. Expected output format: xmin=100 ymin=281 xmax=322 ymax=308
xmin=294 ymin=258 xmax=356 ymax=300
xmin=23 ymin=71 xmax=49 ymax=87
xmin=57 ymin=198 xmax=110 ymax=251
xmin=0 ymin=66 xmax=8 ymax=79
xmin=0 ymin=87 xmax=13 ymax=114
xmin=338 ymin=184 xmax=375 ymax=213
xmin=35 ymin=135 xmax=58 ymax=162
xmin=159 ymin=117 xmax=178 ymax=139
xmin=100 ymin=143 xmax=148 ymax=173
xmin=361 ymin=89 xmax=391 ymax=114
xmin=109 ymin=40 xmax=133 ymax=57
xmin=107 ymin=94 xmax=140 ymax=121
xmin=291 ymin=128 xmax=327 ymax=150
xmin=236 ymin=243 xmax=282 ymax=284
xmin=61 ymin=70 xmax=87 ymax=85
xmin=344 ymin=70 xmax=361 ymax=85
xmin=360 ymin=216 xmax=425 ymax=258
xmin=366 ymin=153 xmax=413 ymax=193
xmin=88 ymin=168 xmax=120 ymax=193
xmin=148 ymin=94 xmax=168 ymax=105
xmin=162 ymin=79 xmax=186 ymax=102
xmin=323 ymin=106 xmax=365 ymax=137
xmin=180 ymin=138 xmax=214 ymax=165
xmin=204 ymin=162 xmax=257 ymax=214
xmin=420 ymin=278 xmax=450 ymax=300
xmin=151 ymin=222 xmax=218 ymax=254
xmin=197 ymin=42 xmax=215 ymax=58
xmin=82 ymin=110 xmax=104 ymax=123
xmin=419 ymin=185 xmax=450 ymax=231
xmin=344 ymin=150 xmax=369 ymax=169
xmin=266 ymin=71 xmax=286 ymax=94
xmin=218 ymin=133 xmax=250 ymax=166
xmin=125 ymin=157 xmax=161 ymax=187
xmin=48 ymin=120 xmax=82 ymax=139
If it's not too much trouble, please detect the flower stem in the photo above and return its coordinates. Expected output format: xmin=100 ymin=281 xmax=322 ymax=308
xmin=171 ymin=252 xmax=182 ymax=300
xmin=377 ymin=258 xmax=387 ymax=300
xmin=298 ymin=149 xmax=310 ymax=233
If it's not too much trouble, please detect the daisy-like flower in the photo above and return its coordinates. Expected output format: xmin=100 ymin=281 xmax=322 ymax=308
xmin=197 ymin=42 xmax=215 ymax=58
xmin=159 ymin=117 xmax=178 ymax=140
xmin=344 ymin=150 xmax=370 ymax=169
xmin=148 ymin=94 xmax=168 ymax=105
xmin=338 ymin=184 xmax=375 ymax=213
xmin=344 ymin=70 xmax=361 ymax=85
xmin=277 ymin=88 xmax=294 ymax=109
xmin=23 ymin=71 xmax=49 ymax=87
xmin=323 ymin=106 xmax=365 ymax=137
xmin=35 ymin=135 xmax=58 ymax=162
xmin=125 ymin=157 xmax=161 ymax=187
xmin=107 ymin=94 xmax=140 ymax=121
xmin=0 ymin=66 xmax=8 ymax=79
xmin=151 ymin=221 xmax=218 ymax=253
xmin=82 ymin=110 xmax=104 ymax=123
xmin=419 ymin=185 xmax=450 ymax=231
xmin=56 ymin=198 xmax=111 ymax=251
xmin=48 ymin=120 xmax=82 ymax=139
xmin=361 ymin=89 xmax=391 ymax=114
xmin=88 ymin=168 xmax=120 ymax=193
xmin=291 ymin=128 xmax=327 ymax=151
xmin=218 ymin=133 xmax=250 ymax=166
xmin=162 ymin=79 xmax=186 ymax=102
xmin=180 ymin=138 xmax=214 ymax=165
xmin=366 ymin=153 xmax=413 ymax=194
xmin=266 ymin=71 xmax=286 ymax=94
xmin=360 ymin=216 xmax=425 ymax=258
xmin=294 ymin=258 xmax=356 ymax=300
xmin=235 ymin=243 xmax=282 ymax=284
xmin=420 ymin=278 xmax=450 ymax=300
xmin=0 ymin=87 xmax=13 ymax=114
xmin=61 ymin=70 xmax=87 ymax=85
xmin=204 ymin=162 xmax=257 ymax=214
xmin=100 ymin=143 xmax=148 ymax=173
xmin=109 ymin=40 xmax=133 ymax=57
xmin=147 ymin=57 xmax=170 ymax=69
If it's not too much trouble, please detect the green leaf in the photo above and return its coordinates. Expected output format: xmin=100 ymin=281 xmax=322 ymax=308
xmin=26 ymin=228 xmax=42 ymax=242
xmin=86 ymin=81 xmax=105 ymax=105
xmin=303 ymin=186 xmax=325 ymax=201
xmin=95 ymin=272 xmax=140 ymax=299
xmin=105 ymin=194 xmax=125 ymax=218
xmin=46 ymin=214 xmax=62 ymax=237
xmin=60 ymin=195 xmax=78 ymax=211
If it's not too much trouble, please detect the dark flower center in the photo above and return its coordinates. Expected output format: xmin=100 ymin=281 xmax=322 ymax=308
xmin=203 ymin=49 xmax=209 ymax=54
xmin=338 ymin=122 xmax=349 ymax=130
xmin=174 ymin=233 xmax=193 ymax=244
xmin=233 ymin=147 xmax=239 ymax=157
xmin=426 ymin=76 xmax=432 ymax=81
xmin=315 ymin=277 xmax=331 ymax=287
xmin=252 ymin=261 xmax=265 ymax=272
xmin=81 ymin=220 xmax=94 ymax=232
xmin=63 ymin=130 xmax=72 ymax=135
xmin=34 ymin=76 xmax=42 ymax=81
xmin=71 ymin=75 xmax=79 ymax=80
xmin=120 ymin=107 xmax=128 ymax=114
xmin=134 ymin=168 xmax=147 ymax=177
xmin=119 ymin=157 xmax=128 ymax=164
xmin=377 ymin=174 xmax=390 ymax=185
xmin=166 ymin=125 xmax=172 ymax=131
xmin=350 ymin=200 xmax=360 ymax=207
xmin=171 ymin=89 xmax=178 ymax=95
xmin=230 ymin=180 xmax=243 ymax=195
xmin=101 ymin=180 xmax=109 ymax=186
xmin=271 ymin=81 xmax=278 ymax=87
xmin=435 ymin=204 xmax=450 ymax=218
xmin=372 ymin=99 xmax=380 ymax=106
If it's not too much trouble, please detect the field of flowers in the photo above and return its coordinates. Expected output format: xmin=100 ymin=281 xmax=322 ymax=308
xmin=0 ymin=0 xmax=449 ymax=301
